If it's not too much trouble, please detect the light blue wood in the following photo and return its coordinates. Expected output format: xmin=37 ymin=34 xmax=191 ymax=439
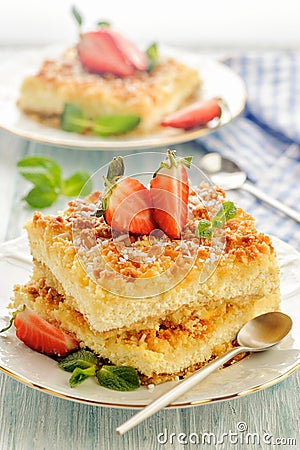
xmin=0 ymin=131 xmax=299 ymax=450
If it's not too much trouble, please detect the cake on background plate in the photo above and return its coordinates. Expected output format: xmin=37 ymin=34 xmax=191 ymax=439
xmin=18 ymin=51 xmax=201 ymax=135
xmin=18 ymin=10 xmax=202 ymax=136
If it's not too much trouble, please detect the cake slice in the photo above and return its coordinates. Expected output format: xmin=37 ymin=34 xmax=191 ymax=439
xmin=18 ymin=42 xmax=200 ymax=134
xmin=12 ymin=179 xmax=280 ymax=384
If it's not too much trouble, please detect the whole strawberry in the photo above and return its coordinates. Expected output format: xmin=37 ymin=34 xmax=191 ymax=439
xmin=150 ymin=151 xmax=192 ymax=239
xmin=99 ymin=156 xmax=157 ymax=234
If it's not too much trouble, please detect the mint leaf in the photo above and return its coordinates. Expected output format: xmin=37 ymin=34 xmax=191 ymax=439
xmin=69 ymin=366 xmax=96 ymax=388
xmin=97 ymin=365 xmax=140 ymax=391
xmin=23 ymin=186 xmax=58 ymax=208
xmin=61 ymin=104 xmax=90 ymax=133
xmin=71 ymin=6 xmax=83 ymax=27
xmin=58 ymin=349 xmax=98 ymax=373
xmin=61 ymin=105 xmax=140 ymax=136
xmin=222 ymin=201 xmax=237 ymax=221
xmin=17 ymin=155 xmax=93 ymax=209
xmin=17 ymin=156 xmax=61 ymax=189
xmin=61 ymin=171 xmax=92 ymax=197
xmin=92 ymin=115 xmax=140 ymax=136
xmin=212 ymin=201 xmax=237 ymax=228
xmin=195 ymin=219 xmax=213 ymax=238
xmin=195 ymin=201 xmax=237 ymax=238
xmin=59 ymin=349 xmax=98 ymax=388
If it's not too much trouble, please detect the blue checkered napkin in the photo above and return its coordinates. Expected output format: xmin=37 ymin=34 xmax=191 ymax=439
xmin=199 ymin=53 xmax=300 ymax=251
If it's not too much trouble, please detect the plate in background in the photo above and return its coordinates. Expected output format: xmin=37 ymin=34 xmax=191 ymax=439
xmin=0 ymin=46 xmax=246 ymax=149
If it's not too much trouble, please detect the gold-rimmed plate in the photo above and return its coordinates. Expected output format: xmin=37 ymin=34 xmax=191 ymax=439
xmin=0 ymin=235 xmax=299 ymax=408
xmin=0 ymin=46 xmax=246 ymax=149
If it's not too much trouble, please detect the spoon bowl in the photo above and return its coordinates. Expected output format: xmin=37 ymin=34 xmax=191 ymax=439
xmin=200 ymin=152 xmax=246 ymax=189
xmin=199 ymin=152 xmax=300 ymax=223
xmin=237 ymin=311 xmax=292 ymax=350
xmin=117 ymin=311 xmax=292 ymax=435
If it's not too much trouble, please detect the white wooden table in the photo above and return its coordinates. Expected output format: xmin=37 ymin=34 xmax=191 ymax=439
xmin=0 ymin=129 xmax=299 ymax=450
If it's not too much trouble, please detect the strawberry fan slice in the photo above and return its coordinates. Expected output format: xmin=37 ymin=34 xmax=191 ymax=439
xmin=78 ymin=29 xmax=147 ymax=77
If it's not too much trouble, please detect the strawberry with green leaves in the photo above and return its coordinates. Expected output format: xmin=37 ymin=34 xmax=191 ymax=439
xmin=72 ymin=7 xmax=147 ymax=77
xmin=150 ymin=151 xmax=192 ymax=239
xmin=1 ymin=306 xmax=79 ymax=356
xmin=78 ymin=29 xmax=148 ymax=77
xmin=97 ymin=156 xmax=157 ymax=235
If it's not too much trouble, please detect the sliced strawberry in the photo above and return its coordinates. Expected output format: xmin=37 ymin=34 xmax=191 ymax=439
xmin=78 ymin=30 xmax=134 ymax=77
xmin=101 ymin=157 xmax=157 ymax=234
xmin=110 ymin=30 xmax=147 ymax=71
xmin=14 ymin=307 xmax=79 ymax=356
xmin=150 ymin=151 xmax=191 ymax=239
xmin=106 ymin=178 xmax=157 ymax=234
xmin=160 ymin=98 xmax=222 ymax=130
xmin=77 ymin=29 xmax=147 ymax=77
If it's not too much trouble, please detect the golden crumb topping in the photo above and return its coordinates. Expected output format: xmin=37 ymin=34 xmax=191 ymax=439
xmin=30 ymin=184 xmax=274 ymax=283
xmin=34 ymin=50 xmax=199 ymax=106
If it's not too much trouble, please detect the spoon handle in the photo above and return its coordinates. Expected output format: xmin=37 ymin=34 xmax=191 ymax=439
xmin=242 ymin=182 xmax=300 ymax=223
xmin=116 ymin=346 xmax=247 ymax=435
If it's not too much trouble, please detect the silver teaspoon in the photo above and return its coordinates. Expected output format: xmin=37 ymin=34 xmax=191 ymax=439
xmin=199 ymin=152 xmax=300 ymax=223
xmin=116 ymin=311 xmax=292 ymax=435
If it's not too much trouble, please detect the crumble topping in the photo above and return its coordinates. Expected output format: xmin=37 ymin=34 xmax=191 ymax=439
xmin=31 ymin=184 xmax=274 ymax=284
xmin=35 ymin=50 xmax=200 ymax=106
xmin=26 ymin=278 xmax=64 ymax=306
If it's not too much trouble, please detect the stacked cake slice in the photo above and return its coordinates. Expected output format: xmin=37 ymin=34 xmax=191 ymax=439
xmin=12 ymin=185 xmax=280 ymax=384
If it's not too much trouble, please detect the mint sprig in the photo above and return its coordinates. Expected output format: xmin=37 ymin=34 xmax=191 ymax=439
xmin=17 ymin=156 xmax=92 ymax=209
xmin=58 ymin=349 xmax=141 ymax=391
xmin=23 ymin=186 xmax=58 ymax=209
xmin=60 ymin=104 xmax=87 ymax=133
xmin=59 ymin=349 xmax=98 ymax=388
xmin=196 ymin=201 xmax=237 ymax=238
xmin=195 ymin=219 xmax=213 ymax=239
xmin=61 ymin=103 xmax=141 ymax=136
xmin=58 ymin=349 xmax=98 ymax=372
xmin=61 ymin=172 xmax=93 ymax=197
xmin=97 ymin=365 xmax=141 ymax=391
xmin=212 ymin=201 xmax=238 ymax=228
xmin=93 ymin=115 xmax=141 ymax=136
xmin=69 ymin=366 xmax=96 ymax=388
xmin=17 ymin=156 xmax=62 ymax=188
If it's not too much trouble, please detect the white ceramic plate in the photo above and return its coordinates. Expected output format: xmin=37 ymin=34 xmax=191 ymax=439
xmin=0 ymin=46 xmax=246 ymax=149
xmin=0 ymin=235 xmax=299 ymax=409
